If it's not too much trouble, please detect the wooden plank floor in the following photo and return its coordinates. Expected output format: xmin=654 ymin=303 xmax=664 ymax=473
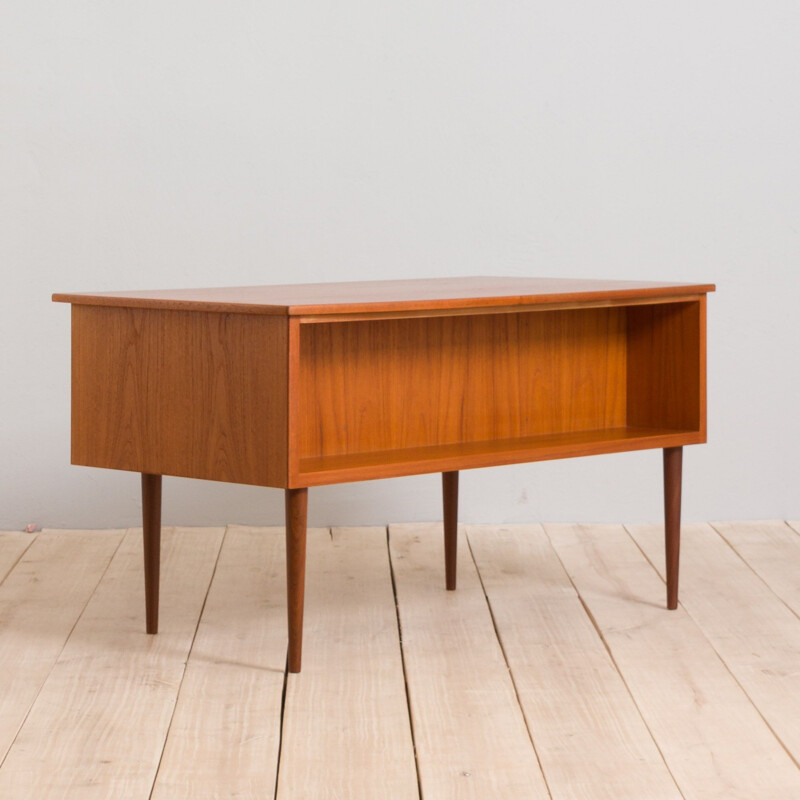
xmin=1 ymin=521 xmax=800 ymax=798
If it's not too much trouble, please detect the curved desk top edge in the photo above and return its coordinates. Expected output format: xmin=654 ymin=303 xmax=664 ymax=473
xmin=52 ymin=276 xmax=716 ymax=317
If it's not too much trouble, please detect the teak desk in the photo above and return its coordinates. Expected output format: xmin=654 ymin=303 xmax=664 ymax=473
xmin=53 ymin=276 xmax=715 ymax=673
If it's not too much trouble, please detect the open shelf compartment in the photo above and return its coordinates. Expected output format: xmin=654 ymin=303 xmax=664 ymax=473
xmin=292 ymin=300 xmax=705 ymax=486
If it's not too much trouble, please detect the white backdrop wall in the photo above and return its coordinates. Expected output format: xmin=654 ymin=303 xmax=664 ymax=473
xmin=1 ymin=2 xmax=798 ymax=529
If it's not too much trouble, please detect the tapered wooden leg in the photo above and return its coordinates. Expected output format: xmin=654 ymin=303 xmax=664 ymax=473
xmin=141 ymin=473 xmax=162 ymax=634
xmin=286 ymin=487 xmax=308 ymax=673
xmin=443 ymin=471 xmax=459 ymax=591
xmin=664 ymin=447 xmax=683 ymax=610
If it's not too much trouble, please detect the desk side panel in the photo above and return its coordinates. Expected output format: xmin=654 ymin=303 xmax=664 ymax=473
xmin=71 ymin=306 xmax=288 ymax=487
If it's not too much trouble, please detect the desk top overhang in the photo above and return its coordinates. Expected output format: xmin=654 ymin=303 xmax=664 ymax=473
xmin=52 ymin=276 xmax=715 ymax=318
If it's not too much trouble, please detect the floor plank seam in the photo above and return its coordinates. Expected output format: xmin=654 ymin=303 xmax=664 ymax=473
xmin=0 ymin=528 xmax=127 ymax=771
xmin=464 ymin=529 xmax=554 ymax=800
xmin=543 ymin=527 xmax=687 ymax=800
xmin=147 ymin=526 xmax=228 ymax=800
xmin=271 ymin=654 xmax=290 ymax=800
xmin=386 ymin=526 xmax=424 ymax=800
xmin=0 ymin=533 xmax=38 ymax=587
xmin=707 ymin=521 xmax=800 ymax=625
xmin=625 ymin=523 xmax=800 ymax=774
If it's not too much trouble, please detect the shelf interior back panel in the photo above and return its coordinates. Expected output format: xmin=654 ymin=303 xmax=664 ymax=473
xmin=298 ymin=308 xmax=629 ymax=460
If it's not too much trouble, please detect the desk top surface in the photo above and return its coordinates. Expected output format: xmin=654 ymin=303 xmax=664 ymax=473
xmin=53 ymin=276 xmax=715 ymax=316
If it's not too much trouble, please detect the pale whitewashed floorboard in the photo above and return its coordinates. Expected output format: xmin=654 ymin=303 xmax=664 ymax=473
xmin=276 ymin=527 xmax=418 ymax=800
xmin=546 ymin=523 xmax=800 ymax=799
xmin=0 ymin=527 xmax=223 ymax=799
xmin=151 ymin=526 xmax=288 ymax=800
xmin=467 ymin=524 xmax=681 ymax=800
xmin=629 ymin=521 xmax=800 ymax=764
xmin=0 ymin=530 xmax=122 ymax=764
xmin=788 ymin=522 xmax=800 ymax=535
xmin=390 ymin=523 xmax=551 ymax=800
xmin=0 ymin=531 xmax=36 ymax=584
xmin=2 ymin=522 xmax=800 ymax=799
xmin=711 ymin=521 xmax=800 ymax=618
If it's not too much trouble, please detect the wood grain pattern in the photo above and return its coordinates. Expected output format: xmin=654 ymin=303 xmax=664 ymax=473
xmin=547 ymin=523 xmax=800 ymax=799
xmin=630 ymin=521 xmax=800 ymax=761
xmin=71 ymin=306 xmax=288 ymax=487
xmin=299 ymin=309 xmax=628 ymax=460
xmin=53 ymin=276 xmax=716 ymax=317
xmin=151 ymin=526 xmax=287 ymax=800
xmin=0 ymin=531 xmax=122 ymax=764
xmin=277 ymin=527 xmax=418 ymax=800
xmin=0 ymin=527 xmax=223 ymax=799
xmin=389 ymin=523 xmax=550 ymax=800
xmin=466 ymin=524 xmax=681 ymax=800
